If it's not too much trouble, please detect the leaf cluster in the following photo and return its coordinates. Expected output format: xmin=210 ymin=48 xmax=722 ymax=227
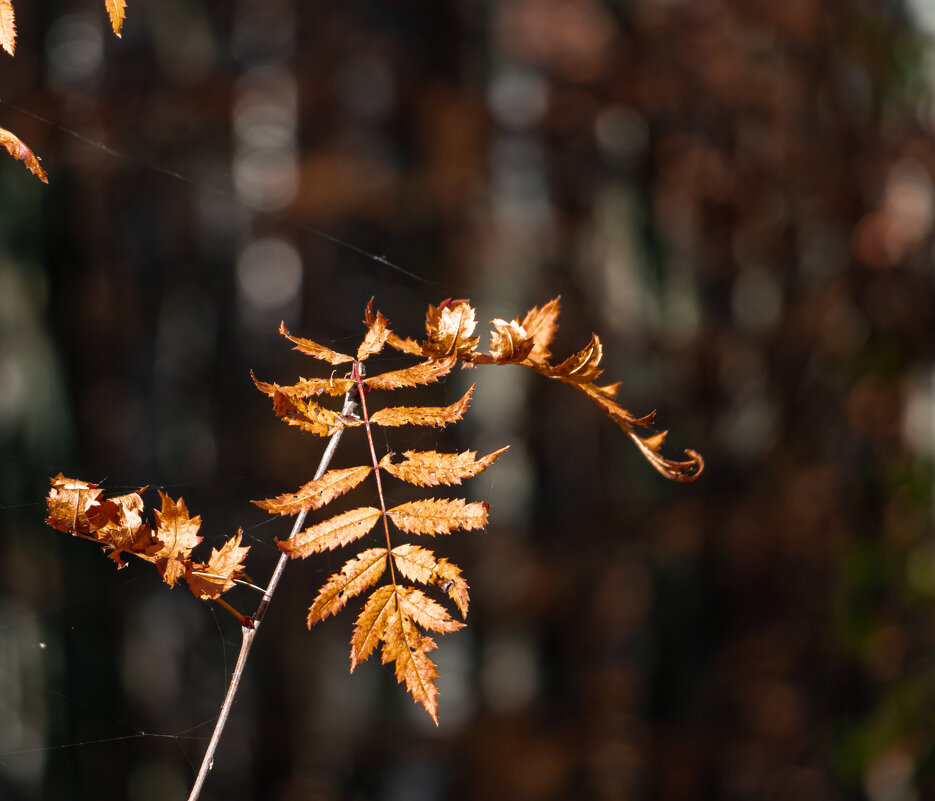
xmin=45 ymin=474 xmax=248 ymax=602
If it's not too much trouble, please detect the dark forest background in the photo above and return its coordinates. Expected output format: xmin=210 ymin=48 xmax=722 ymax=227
xmin=1 ymin=1 xmax=934 ymax=800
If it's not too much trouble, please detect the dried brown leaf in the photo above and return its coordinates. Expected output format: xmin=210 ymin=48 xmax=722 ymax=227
xmin=487 ymin=318 xmax=534 ymax=364
xmin=45 ymin=474 xmax=103 ymax=534
xmin=187 ymin=531 xmax=250 ymax=600
xmin=423 ymin=300 xmax=480 ymax=359
xmin=381 ymin=611 xmax=441 ymax=723
xmin=364 ymin=357 xmax=455 ymax=391
xmin=356 ymin=310 xmax=390 ymax=361
xmin=379 ymin=447 xmax=507 ymax=487
xmin=278 ymin=506 xmax=382 ymax=558
xmin=520 ymin=296 xmax=561 ymax=365
xmin=396 ymin=586 xmax=464 ymax=634
xmin=369 ymin=384 xmax=473 ymax=428
xmin=272 ymin=391 xmax=361 ymax=436
xmin=254 ymin=465 xmax=372 ymax=516
xmin=350 ymin=584 xmax=396 ymax=668
xmin=152 ymin=492 xmax=203 ymax=588
xmin=0 ymin=0 xmax=15 ymax=56
xmin=0 ymin=127 xmax=48 ymax=183
xmin=543 ymin=333 xmax=604 ymax=384
xmin=307 ymin=548 xmax=387 ymax=625
xmin=251 ymin=370 xmax=354 ymax=399
xmin=280 ymin=321 xmax=354 ymax=365
xmin=387 ymin=498 xmax=489 ymax=535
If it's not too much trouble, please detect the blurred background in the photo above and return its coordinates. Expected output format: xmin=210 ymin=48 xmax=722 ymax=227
xmin=1 ymin=1 xmax=934 ymax=799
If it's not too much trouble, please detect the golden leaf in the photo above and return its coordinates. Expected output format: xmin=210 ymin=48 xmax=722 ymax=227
xmin=307 ymin=547 xmax=387 ymax=625
xmin=396 ymin=586 xmax=464 ymax=634
xmin=356 ymin=309 xmax=390 ymax=361
xmin=520 ymin=297 xmax=561 ymax=365
xmin=187 ymin=532 xmax=250 ymax=600
xmin=350 ymin=584 xmax=396 ymax=668
xmin=254 ymin=465 xmax=372 ymax=516
xmin=272 ymin=391 xmax=361 ymax=436
xmin=251 ymin=370 xmax=353 ymax=399
xmin=364 ymin=357 xmax=455 ymax=391
xmin=381 ymin=610 xmax=441 ymax=723
xmin=387 ymin=498 xmax=489 ymax=535
xmin=45 ymin=474 xmax=103 ymax=534
xmin=423 ymin=300 xmax=480 ymax=359
xmin=487 ymin=318 xmax=534 ymax=364
xmin=369 ymin=384 xmax=474 ymax=428
xmin=280 ymin=322 xmax=354 ymax=365
xmin=0 ymin=0 xmax=15 ymax=56
xmin=105 ymin=0 xmax=126 ymax=36
xmin=278 ymin=506 xmax=382 ymax=558
xmin=379 ymin=447 xmax=507 ymax=487
xmin=0 ymin=126 xmax=48 ymax=184
xmin=543 ymin=333 xmax=604 ymax=384
xmin=391 ymin=544 xmax=470 ymax=617
xmin=152 ymin=492 xmax=202 ymax=587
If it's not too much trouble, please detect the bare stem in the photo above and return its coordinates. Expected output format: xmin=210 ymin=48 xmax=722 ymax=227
xmin=186 ymin=391 xmax=358 ymax=801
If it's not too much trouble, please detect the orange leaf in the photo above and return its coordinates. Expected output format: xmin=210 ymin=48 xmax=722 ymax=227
xmin=187 ymin=531 xmax=250 ymax=600
xmin=380 ymin=610 xmax=441 ymax=723
xmin=396 ymin=586 xmax=464 ymax=634
xmin=0 ymin=0 xmax=16 ymax=56
xmin=423 ymin=300 xmax=480 ymax=359
xmin=543 ymin=333 xmax=604 ymax=384
xmin=278 ymin=506 xmax=382 ymax=558
xmin=152 ymin=492 xmax=202 ymax=587
xmin=0 ymin=126 xmax=48 ymax=184
xmin=350 ymin=584 xmax=396 ymax=668
xmin=105 ymin=0 xmax=126 ymax=36
xmin=379 ymin=447 xmax=507 ymax=487
xmin=369 ymin=384 xmax=474 ymax=428
xmin=356 ymin=309 xmax=390 ymax=361
xmin=45 ymin=474 xmax=103 ymax=534
xmin=280 ymin=322 xmax=353 ymax=365
xmin=364 ymin=357 xmax=455 ymax=391
xmin=86 ymin=490 xmax=152 ymax=563
xmin=520 ymin=297 xmax=561 ymax=365
xmin=271 ymin=391 xmax=361 ymax=436
xmin=254 ymin=465 xmax=372 ymax=516
xmin=387 ymin=498 xmax=489 ymax=535
xmin=487 ymin=318 xmax=534 ymax=364
xmin=307 ymin=547 xmax=387 ymax=625
xmin=251 ymin=370 xmax=354 ymax=399
xmin=391 ymin=544 xmax=470 ymax=617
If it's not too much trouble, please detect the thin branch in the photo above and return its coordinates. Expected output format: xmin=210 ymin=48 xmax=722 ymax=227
xmin=186 ymin=391 xmax=359 ymax=801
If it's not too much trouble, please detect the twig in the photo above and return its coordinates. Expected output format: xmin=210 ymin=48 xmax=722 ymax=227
xmin=186 ymin=391 xmax=359 ymax=801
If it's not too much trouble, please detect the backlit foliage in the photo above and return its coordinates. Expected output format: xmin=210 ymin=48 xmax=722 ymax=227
xmin=1 ymin=0 xmax=127 ymax=180
xmin=45 ymin=297 xmax=702 ymax=722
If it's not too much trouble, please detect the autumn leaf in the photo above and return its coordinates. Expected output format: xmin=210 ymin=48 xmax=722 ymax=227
xmin=520 ymin=296 xmax=561 ymax=365
xmin=105 ymin=0 xmax=126 ymax=37
xmin=307 ymin=548 xmax=387 ymax=624
xmin=350 ymin=584 xmax=397 ymax=668
xmin=251 ymin=370 xmax=354 ymax=399
xmin=387 ymin=498 xmax=489 ymax=535
xmin=364 ymin=357 xmax=455 ymax=391
xmin=379 ymin=447 xmax=507 ymax=487
xmin=395 ymin=586 xmax=463 ymax=634
xmin=152 ymin=492 xmax=203 ymax=587
xmin=272 ymin=391 xmax=361 ymax=436
xmin=254 ymin=465 xmax=372 ymax=516
xmin=369 ymin=384 xmax=474 ymax=428
xmin=356 ymin=309 xmax=390 ymax=361
xmin=278 ymin=506 xmax=383 ymax=558
xmin=46 ymin=474 xmax=103 ymax=534
xmin=391 ymin=544 xmax=470 ymax=617
xmin=280 ymin=322 xmax=354 ymax=365
xmin=423 ymin=300 xmax=480 ymax=360
xmin=0 ymin=127 xmax=48 ymax=184
xmin=381 ymin=608 xmax=442 ymax=723
xmin=187 ymin=532 xmax=250 ymax=600
xmin=487 ymin=318 xmax=534 ymax=364
xmin=0 ymin=0 xmax=15 ymax=56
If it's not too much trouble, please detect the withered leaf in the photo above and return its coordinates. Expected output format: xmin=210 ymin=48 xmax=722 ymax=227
xmin=280 ymin=322 xmax=354 ymax=365
xmin=381 ymin=610 xmax=441 ymax=723
xmin=251 ymin=370 xmax=354 ymax=399
xmin=278 ymin=506 xmax=382 ymax=558
xmin=364 ymin=357 xmax=455 ymax=391
xmin=543 ymin=333 xmax=604 ymax=384
xmin=0 ymin=126 xmax=48 ymax=184
xmin=272 ymin=391 xmax=361 ymax=436
xmin=487 ymin=318 xmax=534 ymax=364
xmin=350 ymin=584 xmax=396 ymax=668
xmin=379 ymin=447 xmax=507 ymax=487
xmin=369 ymin=384 xmax=474 ymax=428
xmin=387 ymin=498 xmax=489 ymax=535
xmin=0 ymin=0 xmax=15 ymax=56
xmin=391 ymin=544 xmax=470 ymax=617
xmin=187 ymin=531 xmax=250 ymax=600
xmin=307 ymin=547 xmax=387 ymax=625
xmin=395 ymin=586 xmax=464 ymax=634
xmin=86 ymin=490 xmax=151 ymax=563
xmin=423 ymin=301 xmax=480 ymax=359
xmin=356 ymin=309 xmax=390 ymax=361
xmin=520 ymin=297 xmax=561 ymax=365
xmin=106 ymin=0 xmax=126 ymax=36
xmin=254 ymin=465 xmax=372 ymax=516
xmin=152 ymin=492 xmax=203 ymax=587
xmin=45 ymin=474 xmax=103 ymax=534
